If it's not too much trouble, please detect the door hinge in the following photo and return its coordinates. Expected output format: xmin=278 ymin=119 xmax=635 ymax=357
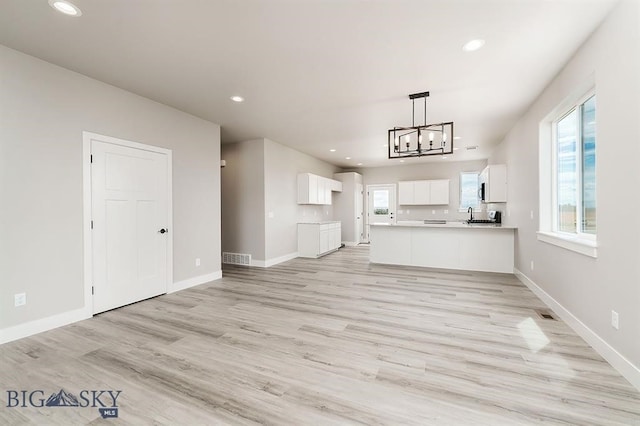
xmin=91 ymin=286 xmax=94 ymax=295
xmin=91 ymin=220 xmax=93 ymax=229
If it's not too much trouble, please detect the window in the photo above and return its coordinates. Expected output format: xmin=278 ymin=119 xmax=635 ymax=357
xmin=372 ymin=190 xmax=389 ymax=215
xmin=554 ymin=94 xmax=596 ymax=235
xmin=459 ymin=172 xmax=480 ymax=211
xmin=538 ymin=88 xmax=596 ymax=257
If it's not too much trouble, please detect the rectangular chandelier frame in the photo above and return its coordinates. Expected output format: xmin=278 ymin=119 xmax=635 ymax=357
xmin=388 ymin=121 xmax=454 ymax=159
xmin=388 ymin=91 xmax=454 ymax=159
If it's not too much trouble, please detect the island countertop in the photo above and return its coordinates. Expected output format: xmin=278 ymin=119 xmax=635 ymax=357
xmin=371 ymin=221 xmax=516 ymax=230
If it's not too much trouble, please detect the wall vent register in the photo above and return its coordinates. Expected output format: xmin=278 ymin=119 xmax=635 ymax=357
xmin=222 ymin=252 xmax=252 ymax=266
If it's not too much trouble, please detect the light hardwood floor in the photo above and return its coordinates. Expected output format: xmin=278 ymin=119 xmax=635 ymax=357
xmin=1 ymin=246 xmax=639 ymax=425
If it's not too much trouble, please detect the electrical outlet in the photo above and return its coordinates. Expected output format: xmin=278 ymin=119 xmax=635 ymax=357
xmin=14 ymin=293 xmax=26 ymax=307
xmin=530 ymin=260 xmax=534 ymax=271
xmin=268 ymin=211 xmax=274 ymax=218
xmin=444 ymin=209 xmax=448 ymax=214
xmin=432 ymin=210 xmax=436 ymax=214
xmin=611 ymin=310 xmax=619 ymax=330
xmin=406 ymin=210 xmax=410 ymax=214
xmin=195 ymin=258 xmax=201 ymax=267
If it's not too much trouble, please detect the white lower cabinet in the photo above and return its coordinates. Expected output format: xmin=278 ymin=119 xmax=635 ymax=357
xmin=298 ymin=222 xmax=342 ymax=258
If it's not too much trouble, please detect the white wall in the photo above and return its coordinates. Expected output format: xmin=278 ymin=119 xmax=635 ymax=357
xmin=221 ymin=138 xmax=338 ymax=264
xmin=489 ymin=0 xmax=640 ymax=381
xmin=0 ymin=45 xmax=221 ymax=330
xmin=354 ymin=159 xmax=489 ymax=222
xmin=221 ymin=140 xmax=266 ymax=260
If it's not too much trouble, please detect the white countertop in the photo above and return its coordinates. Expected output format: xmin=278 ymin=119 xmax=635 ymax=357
xmin=298 ymin=221 xmax=341 ymax=225
xmin=371 ymin=221 xmax=516 ymax=230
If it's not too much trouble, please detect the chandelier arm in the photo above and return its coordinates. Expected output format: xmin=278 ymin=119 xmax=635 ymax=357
xmin=424 ymin=95 xmax=427 ymax=126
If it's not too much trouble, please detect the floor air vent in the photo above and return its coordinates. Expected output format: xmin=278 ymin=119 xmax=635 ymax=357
xmin=223 ymin=252 xmax=251 ymax=266
xmin=535 ymin=309 xmax=557 ymax=321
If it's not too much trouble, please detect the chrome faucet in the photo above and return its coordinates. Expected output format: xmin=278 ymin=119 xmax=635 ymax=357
xmin=468 ymin=207 xmax=474 ymax=221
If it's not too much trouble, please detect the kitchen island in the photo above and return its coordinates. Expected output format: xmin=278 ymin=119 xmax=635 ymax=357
xmin=370 ymin=221 xmax=515 ymax=273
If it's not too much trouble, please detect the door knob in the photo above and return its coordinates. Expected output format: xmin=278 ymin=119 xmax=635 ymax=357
xmin=158 ymin=228 xmax=168 ymax=234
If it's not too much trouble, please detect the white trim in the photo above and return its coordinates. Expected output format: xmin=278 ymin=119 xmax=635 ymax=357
xmin=169 ymin=271 xmax=222 ymax=294
xmin=343 ymin=241 xmax=359 ymax=247
xmin=251 ymin=252 xmax=299 ymax=268
xmin=0 ymin=308 xmax=91 ymax=345
xmin=537 ymin=231 xmax=597 ymax=258
xmin=82 ymin=131 xmax=174 ymax=315
xmin=514 ymin=268 xmax=640 ymax=391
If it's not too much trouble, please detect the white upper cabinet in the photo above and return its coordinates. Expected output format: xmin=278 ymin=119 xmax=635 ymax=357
xmin=398 ymin=181 xmax=414 ymax=205
xmin=479 ymin=165 xmax=507 ymax=203
xmin=298 ymin=173 xmax=343 ymax=205
xmin=398 ymin=179 xmax=450 ymax=205
xmin=429 ymin=180 xmax=450 ymax=205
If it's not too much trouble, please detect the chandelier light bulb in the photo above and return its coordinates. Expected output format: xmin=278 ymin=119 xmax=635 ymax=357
xmin=429 ymin=132 xmax=435 ymax=142
xmin=443 ymin=132 xmax=448 ymax=142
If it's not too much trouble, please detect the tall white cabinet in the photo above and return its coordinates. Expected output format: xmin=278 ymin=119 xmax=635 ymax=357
xmin=333 ymin=172 xmax=364 ymax=245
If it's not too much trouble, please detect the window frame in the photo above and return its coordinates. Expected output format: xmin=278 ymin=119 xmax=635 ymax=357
xmin=538 ymin=86 xmax=597 ymax=257
xmin=458 ymin=171 xmax=482 ymax=212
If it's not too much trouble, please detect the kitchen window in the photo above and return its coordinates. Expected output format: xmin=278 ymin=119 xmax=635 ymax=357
xmin=459 ymin=172 xmax=480 ymax=211
xmin=538 ymin=88 xmax=597 ymax=257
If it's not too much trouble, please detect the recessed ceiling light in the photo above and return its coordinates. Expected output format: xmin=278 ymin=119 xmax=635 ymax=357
xmin=230 ymin=95 xmax=244 ymax=103
xmin=462 ymin=39 xmax=485 ymax=52
xmin=453 ymin=136 xmax=461 ymax=140
xmin=345 ymin=157 xmax=351 ymax=160
xmin=399 ymin=160 xmax=405 ymax=163
xmin=453 ymin=147 xmax=460 ymax=151
xmin=357 ymin=163 xmax=363 ymax=166
xmin=48 ymin=0 xmax=82 ymax=16
xmin=329 ymin=149 xmax=336 ymax=152
xmin=442 ymin=156 xmax=448 ymax=159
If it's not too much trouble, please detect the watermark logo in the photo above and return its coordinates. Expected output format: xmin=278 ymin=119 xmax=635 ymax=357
xmin=46 ymin=389 xmax=79 ymax=407
xmin=6 ymin=388 xmax=121 ymax=419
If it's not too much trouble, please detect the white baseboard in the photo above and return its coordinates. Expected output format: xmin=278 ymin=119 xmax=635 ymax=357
xmin=0 ymin=307 xmax=91 ymax=345
xmin=251 ymin=252 xmax=298 ymax=268
xmin=169 ymin=271 xmax=222 ymax=294
xmin=514 ymin=268 xmax=640 ymax=391
xmin=343 ymin=241 xmax=359 ymax=247
xmin=0 ymin=272 xmax=223 ymax=346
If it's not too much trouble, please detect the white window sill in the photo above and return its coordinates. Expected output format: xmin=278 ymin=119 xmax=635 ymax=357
xmin=537 ymin=231 xmax=598 ymax=258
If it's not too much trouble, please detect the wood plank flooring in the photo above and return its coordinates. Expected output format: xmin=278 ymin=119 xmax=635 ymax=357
xmin=1 ymin=246 xmax=639 ymax=425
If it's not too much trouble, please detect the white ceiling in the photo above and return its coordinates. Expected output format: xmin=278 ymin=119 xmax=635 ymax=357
xmin=0 ymin=0 xmax=616 ymax=167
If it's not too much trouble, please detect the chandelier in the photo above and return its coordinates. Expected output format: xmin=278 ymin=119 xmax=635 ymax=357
xmin=388 ymin=91 xmax=454 ymax=159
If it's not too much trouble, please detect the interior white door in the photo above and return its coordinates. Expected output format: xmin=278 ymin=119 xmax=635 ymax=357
xmin=356 ymin=183 xmax=364 ymax=243
xmin=365 ymin=184 xmax=396 ymax=242
xmin=91 ymin=140 xmax=169 ymax=314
